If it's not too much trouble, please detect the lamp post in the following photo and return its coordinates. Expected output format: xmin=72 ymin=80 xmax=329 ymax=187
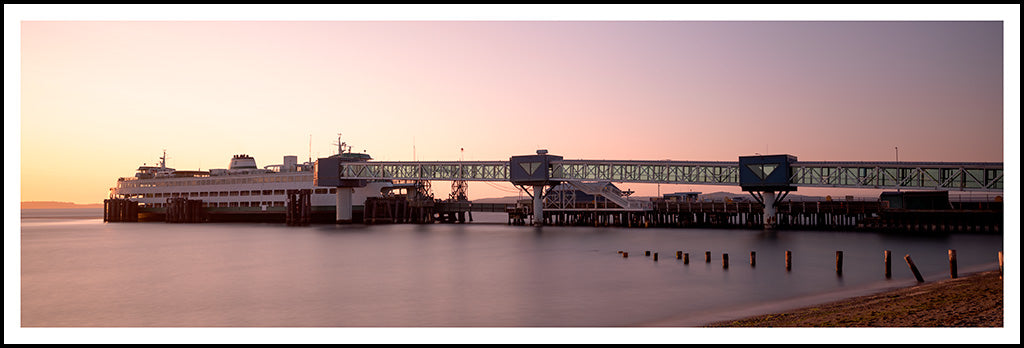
xmin=895 ymin=146 xmax=900 ymax=193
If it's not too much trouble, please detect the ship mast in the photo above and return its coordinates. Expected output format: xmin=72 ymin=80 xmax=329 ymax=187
xmin=334 ymin=133 xmax=352 ymax=155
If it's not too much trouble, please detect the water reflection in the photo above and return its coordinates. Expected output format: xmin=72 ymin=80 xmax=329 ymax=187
xmin=21 ymin=212 xmax=1002 ymax=327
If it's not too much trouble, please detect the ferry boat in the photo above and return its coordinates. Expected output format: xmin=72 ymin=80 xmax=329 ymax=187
xmin=111 ymin=138 xmax=395 ymax=223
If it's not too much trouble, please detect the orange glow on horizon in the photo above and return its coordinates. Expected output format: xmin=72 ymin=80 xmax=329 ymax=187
xmin=13 ymin=18 xmax=1012 ymax=205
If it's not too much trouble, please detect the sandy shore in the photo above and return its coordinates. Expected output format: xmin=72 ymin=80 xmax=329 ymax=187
xmin=704 ymin=269 xmax=1003 ymax=327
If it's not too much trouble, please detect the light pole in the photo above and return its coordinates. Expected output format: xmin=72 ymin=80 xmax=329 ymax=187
xmin=895 ymin=146 xmax=900 ymax=192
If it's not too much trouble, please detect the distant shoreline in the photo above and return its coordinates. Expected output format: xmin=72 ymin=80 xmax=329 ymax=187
xmin=21 ymin=201 xmax=104 ymax=210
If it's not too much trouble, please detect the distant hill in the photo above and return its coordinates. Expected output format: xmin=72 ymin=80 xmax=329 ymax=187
xmin=473 ymin=196 xmax=523 ymax=204
xmin=21 ymin=201 xmax=103 ymax=209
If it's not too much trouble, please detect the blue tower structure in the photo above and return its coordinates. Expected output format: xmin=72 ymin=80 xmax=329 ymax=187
xmin=509 ymin=149 xmax=563 ymax=226
xmin=738 ymin=154 xmax=797 ymax=230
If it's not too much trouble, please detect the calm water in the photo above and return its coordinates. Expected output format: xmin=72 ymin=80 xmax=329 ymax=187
xmin=21 ymin=209 xmax=1003 ymax=327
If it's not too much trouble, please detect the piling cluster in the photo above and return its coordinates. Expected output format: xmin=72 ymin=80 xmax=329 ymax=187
xmin=285 ymin=189 xmax=311 ymax=226
xmin=103 ymin=198 xmax=139 ymax=222
xmin=364 ymin=196 xmax=475 ymax=224
xmin=165 ymin=197 xmax=206 ymax=223
xmin=616 ymin=247 xmax=1001 ymax=283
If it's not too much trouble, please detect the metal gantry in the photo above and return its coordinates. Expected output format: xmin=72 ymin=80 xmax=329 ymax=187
xmin=550 ymin=160 xmax=740 ymax=186
xmin=791 ymin=161 xmax=1003 ymax=191
xmin=332 ymin=159 xmax=1002 ymax=191
xmin=340 ymin=161 xmax=510 ymax=181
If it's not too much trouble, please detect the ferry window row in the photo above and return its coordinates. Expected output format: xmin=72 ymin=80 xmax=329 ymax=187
xmin=122 ymin=174 xmax=313 ymax=188
xmin=123 ymin=188 xmax=336 ymax=199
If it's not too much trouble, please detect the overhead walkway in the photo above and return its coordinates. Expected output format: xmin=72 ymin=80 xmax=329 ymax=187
xmin=316 ymin=151 xmax=1002 ymax=228
xmin=328 ymin=159 xmax=1002 ymax=191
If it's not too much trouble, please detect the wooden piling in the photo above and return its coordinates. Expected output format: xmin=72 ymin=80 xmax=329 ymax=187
xmin=676 ymin=251 xmax=682 ymax=260
xmin=103 ymin=198 xmax=139 ymax=222
xmin=723 ymin=253 xmax=729 ymax=269
xmin=292 ymin=189 xmax=313 ymax=226
xmin=836 ymin=251 xmax=843 ymax=276
xmin=705 ymin=251 xmax=711 ymax=263
xmin=165 ymin=197 xmax=204 ymax=223
xmin=646 ymin=250 xmax=651 ymax=257
xmin=884 ymin=250 xmax=892 ymax=279
xmin=623 ymin=252 xmax=628 ymax=258
xmin=905 ymin=254 xmax=925 ymax=283
xmin=750 ymin=251 xmax=756 ymax=267
xmin=653 ymin=252 xmax=658 ymax=261
xmin=785 ymin=250 xmax=792 ymax=271
xmin=683 ymin=253 xmax=689 ymax=264
xmin=948 ymin=249 xmax=958 ymax=279
xmin=998 ymin=251 xmax=1003 ymax=279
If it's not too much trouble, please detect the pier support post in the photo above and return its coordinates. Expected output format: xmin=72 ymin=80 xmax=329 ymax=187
xmin=533 ymin=185 xmax=544 ymax=226
xmin=762 ymin=191 xmax=777 ymax=230
xmin=336 ymin=187 xmax=353 ymax=223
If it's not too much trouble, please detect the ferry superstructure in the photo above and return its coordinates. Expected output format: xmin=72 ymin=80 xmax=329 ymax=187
xmin=111 ymin=140 xmax=394 ymax=222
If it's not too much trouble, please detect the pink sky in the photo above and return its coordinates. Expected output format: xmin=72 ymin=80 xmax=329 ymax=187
xmin=10 ymin=7 xmax=1017 ymax=205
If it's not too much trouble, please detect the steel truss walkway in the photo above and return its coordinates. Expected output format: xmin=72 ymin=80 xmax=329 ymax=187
xmin=334 ymin=159 xmax=1003 ymax=191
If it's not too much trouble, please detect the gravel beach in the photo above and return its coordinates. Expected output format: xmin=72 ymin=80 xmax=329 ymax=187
xmin=705 ymin=269 xmax=1004 ymax=327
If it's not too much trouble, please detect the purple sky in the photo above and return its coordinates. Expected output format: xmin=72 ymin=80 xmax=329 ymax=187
xmin=10 ymin=6 xmax=1017 ymax=205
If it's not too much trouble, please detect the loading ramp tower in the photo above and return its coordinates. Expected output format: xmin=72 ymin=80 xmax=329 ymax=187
xmin=509 ymin=149 xmax=563 ymax=226
xmin=738 ymin=154 xmax=797 ymax=230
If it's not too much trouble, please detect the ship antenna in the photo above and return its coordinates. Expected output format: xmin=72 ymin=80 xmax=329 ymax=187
xmin=308 ymin=134 xmax=312 ymax=164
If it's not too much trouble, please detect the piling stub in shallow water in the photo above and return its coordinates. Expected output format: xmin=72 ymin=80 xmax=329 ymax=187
xmin=785 ymin=250 xmax=792 ymax=271
xmin=948 ymin=249 xmax=958 ymax=279
xmin=999 ymin=251 xmax=1003 ymax=279
xmin=884 ymin=250 xmax=892 ymax=279
xmin=905 ymin=254 xmax=925 ymax=283
xmin=836 ymin=251 xmax=843 ymax=276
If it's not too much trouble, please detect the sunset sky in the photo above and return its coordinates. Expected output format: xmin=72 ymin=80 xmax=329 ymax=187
xmin=9 ymin=5 xmax=1018 ymax=205
xmin=5 ymin=4 xmax=1021 ymax=344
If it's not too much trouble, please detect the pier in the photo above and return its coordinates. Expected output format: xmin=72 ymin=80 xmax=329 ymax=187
xmin=106 ymin=150 xmax=1002 ymax=233
xmin=316 ymin=150 xmax=1002 ymax=231
xmin=505 ymin=197 xmax=1001 ymax=233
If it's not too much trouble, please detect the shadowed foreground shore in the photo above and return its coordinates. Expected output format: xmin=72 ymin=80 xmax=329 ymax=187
xmin=705 ymin=270 xmax=1003 ymax=327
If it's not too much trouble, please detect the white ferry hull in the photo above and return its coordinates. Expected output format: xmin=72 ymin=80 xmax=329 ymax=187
xmin=115 ymin=172 xmax=394 ymax=223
